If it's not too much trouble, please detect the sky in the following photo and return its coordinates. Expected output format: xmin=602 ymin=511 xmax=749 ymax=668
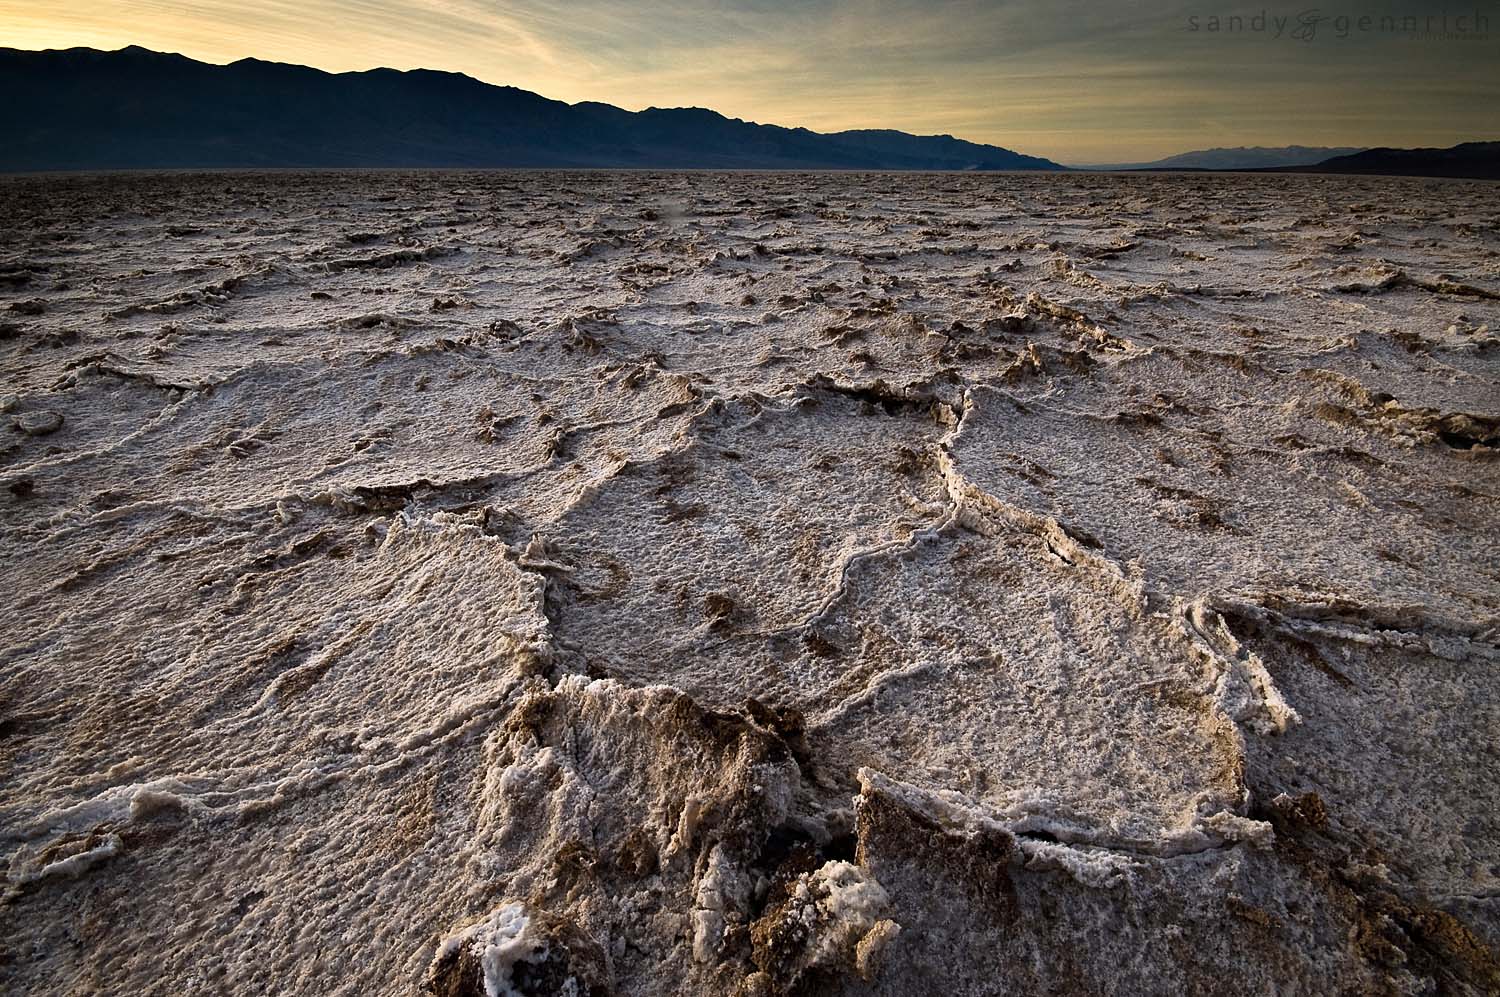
xmin=2 ymin=0 xmax=1496 ymax=163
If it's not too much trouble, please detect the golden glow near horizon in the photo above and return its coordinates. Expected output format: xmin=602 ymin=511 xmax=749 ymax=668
xmin=2 ymin=0 xmax=1494 ymax=164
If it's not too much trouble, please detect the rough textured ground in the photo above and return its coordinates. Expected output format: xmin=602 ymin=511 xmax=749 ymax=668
xmin=1 ymin=170 xmax=1497 ymax=996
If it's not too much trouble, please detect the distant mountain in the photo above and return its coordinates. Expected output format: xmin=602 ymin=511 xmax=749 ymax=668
xmin=1079 ymin=145 xmax=1366 ymax=171
xmin=1271 ymin=142 xmax=1500 ymax=180
xmin=0 ymin=45 xmax=1064 ymax=172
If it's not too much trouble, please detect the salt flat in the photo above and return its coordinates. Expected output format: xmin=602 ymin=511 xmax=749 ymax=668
xmin=1 ymin=170 xmax=1497 ymax=995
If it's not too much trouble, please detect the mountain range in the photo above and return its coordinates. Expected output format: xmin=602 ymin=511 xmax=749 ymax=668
xmin=0 ymin=45 xmax=1063 ymax=172
xmin=1080 ymin=143 xmax=1499 ymax=178
xmin=1265 ymin=142 xmax=1500 ymax=180
xmin=2 ymin=46 xmax=1495 ymax=178
xmin=1079 ymin=146 xmax=1368 ymax=171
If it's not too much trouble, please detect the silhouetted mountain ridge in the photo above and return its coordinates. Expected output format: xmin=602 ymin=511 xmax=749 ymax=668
xmin=1081 ymin=145 xmax=1368 ymax=170
xmin=1075 ymin=142 xmax=1498 ymax=180
xmin=0 ymin=45 xmax=1064 ymax=171
xmin=1268 ymin=142 xmax=1500 ymax=180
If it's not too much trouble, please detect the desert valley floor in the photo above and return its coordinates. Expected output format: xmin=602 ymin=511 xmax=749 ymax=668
xmin=1 ymin=170 xmax=1497 ymax=995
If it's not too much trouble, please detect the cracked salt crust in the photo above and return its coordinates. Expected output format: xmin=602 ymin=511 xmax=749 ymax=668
xmin=1 ymin=169 xmax=1497 ymax=995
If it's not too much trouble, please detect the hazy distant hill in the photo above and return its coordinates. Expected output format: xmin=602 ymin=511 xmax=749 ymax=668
xmin=0 ymin=45 xmax=1064 ymax=172
xmin=1080 ymin=145 xmax=1366 ymax=171
xmin=1274 ymin=142 xmax=1500 ymax=180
